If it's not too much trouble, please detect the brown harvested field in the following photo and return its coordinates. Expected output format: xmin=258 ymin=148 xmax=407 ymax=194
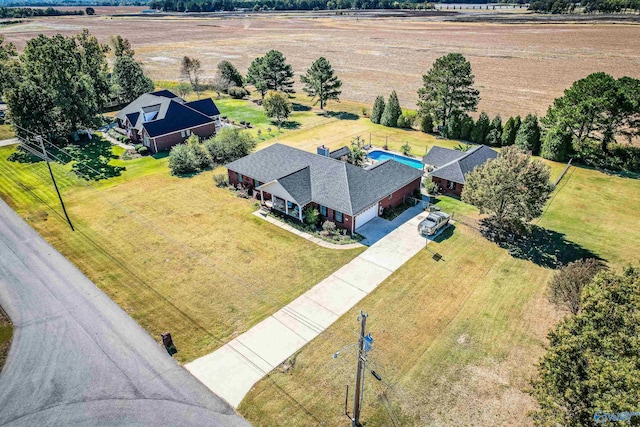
xmin=2 ymin=15 xmax=640 ymax=117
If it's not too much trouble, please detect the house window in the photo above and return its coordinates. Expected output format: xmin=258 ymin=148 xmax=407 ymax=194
xmin=255 ymin=179 xmax=261 ymax=187
xmin=180 ymin=130 xmax=186 ymax=138
xmin=287 ymin=201 xmax=293 ymax=210
xmin=319 ymin=205 xmax=327 ymax=216
xmin=186 ymin=129 xmax=191 ymax=136
xmin=335 ymin=211 xmax=343 ymax=223
xmin=447 ymin=181 xmax=455 ymax=190
xmin=237 ymin=173 xmax=243 ymax=183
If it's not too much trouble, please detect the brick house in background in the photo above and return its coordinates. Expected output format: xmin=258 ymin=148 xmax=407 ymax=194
xmin=423 ymin=145 xmax=498 ymax=197
xmin=225 ymin=144 xmax=423 ymax=234
xmin=115 ymin=90 xmax=221 ymax=153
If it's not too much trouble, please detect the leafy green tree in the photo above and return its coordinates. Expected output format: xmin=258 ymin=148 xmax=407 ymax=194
xmin=4 ymin=81 xmax=56 ymax=139
xmin=486 ymin=115 xmax=502 ymax=146
xmin=380 ymin=90 xmax=402 ymax=127
xmin=530 ymin=267 xmax=640 ymax=427
xmin=204 ymin=127 xmax=257 ymax=164
xmin=515 ymin=114 xmax=541 ymax=155
xmin=180 ymin=56 xmax=202 ymax=98
xmin=246 ymin=56 xmax=269 ymax=99
xmin=76 ymin=29 xmax=111 ymax=110
xmin=0 ymin=35 xmax=18 ymax=96
xmin=501 ymin=115 xmax=520 ymax=146
xmin=168 ymin=143 xmax=198 ymax=175
xmin=542 ymin=72 xmax=640 ymax=154
xmin=549 ymin=258 xmax=604 ymax=315
xmin=217 ymin=60 xmax=244 ymax=88
xmin=175 ymin=82 xmax=192 ymax=99
xmin=471 ymin=112 xmax=491 ymax=144
xmin=263 ymin=91 xmax=292 ymax=130
xmin=371 ymin=95 xmax=385 ymax=124
xmin=112 ymin=55 xmax=154 ymax=104
xmin=262 ymin=50 xmax=295 ymax=94
xmin=541 ymin=126 xmax=573 ymax=162
xmin=420 ymin=114 xmax=433 ymax=133
xmin=462 ymin=146 xmax=554 ymax=234
xmin=417 ymin=53 xmax=480 ymax=127
xmin=110 ymin=35 xmax=134 ymax=57
xmin=300 ymin=57 xmax=342 ymax=109
xmin=186 ymin=134 xmax=211 ymax=169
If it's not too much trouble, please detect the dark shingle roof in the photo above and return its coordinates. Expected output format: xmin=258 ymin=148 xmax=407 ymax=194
xmin=429 ymin=145 xmax=498 ymax=184
xmin=115 ymin=91 xmax=182 ymax=122
xmin=150 ymin=89 xmax=179 ymax=98
xmin=142 ymin=101 xmax=214 ymax=138
xmin=329 ymin=146 xmax=351 ymax=160
xmin=422 ymin=146 xmax=466 ymax=167
xmin=125 ymin=112 xmax=139 ymax=126
xmin=185 ymin=99 xmax=220 ymax=117
xmin=226 ymin=144 xmax=423 ymax=216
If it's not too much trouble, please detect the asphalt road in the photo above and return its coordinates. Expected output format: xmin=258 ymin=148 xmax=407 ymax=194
xmin=0 ymin=199 xmax=250 ymax=427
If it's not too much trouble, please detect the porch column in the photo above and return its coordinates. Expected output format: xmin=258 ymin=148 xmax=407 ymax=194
xmin=299 ymin=204 xmax=303 ymax=222
xmin=260 ymin=190 xmax=264 ymax=205
xmin=285 ymin=199 xmax=289 ymax=216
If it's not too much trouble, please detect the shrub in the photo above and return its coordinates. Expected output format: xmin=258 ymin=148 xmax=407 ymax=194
xmin=168 ymin=144 xmax=197 ymax=175
xmin=401 ymin=142 xmax=412 ymax=156
xmin=204 ymin=127 xmax=257 ymax=165
xmin=396 ymin=114 xmax=408 ymax=128
xmin=187 ymin=135 xmax=211 ymax=169
xmin=134 ymin=144 xmax=144 ymax=151
xmin=549 ymin=258 xmax=604 ymax=315
xmin=213 ymin=173 xmax=228 ymax=187
xmin=137 ymin=146 xmax=148 ymax=155
xmin=361 ymin=106 xmax=368 ymax=117
xmin=304 ymin=207 xmax=320 ymax=225
xmin=424 ymin=180 xmax=439 ymax=194
xmin=420 ymin=114 xmax=433 ymax=133
xmin=322 ymin=220 xmax=336 ymax=233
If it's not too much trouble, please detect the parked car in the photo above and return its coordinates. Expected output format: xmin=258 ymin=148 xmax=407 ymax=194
xmin=418 ymin=211 xmax=450 ymax=236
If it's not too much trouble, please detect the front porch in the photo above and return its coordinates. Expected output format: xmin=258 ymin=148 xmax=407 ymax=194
xmin=259 ymin=191 xmax=304 ymax=222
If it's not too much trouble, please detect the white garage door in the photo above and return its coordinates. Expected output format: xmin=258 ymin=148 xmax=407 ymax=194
xmin=355 ymin=204 xmax=378 ymax=230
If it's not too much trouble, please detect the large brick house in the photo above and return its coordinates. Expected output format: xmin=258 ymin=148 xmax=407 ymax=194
xmin=423 ymin=145 xmax=498 ymax=196
xmin=115 ymin=90 xmax=221 ymax=153
xmin=225 ymin=144 xmax=423 ymax=234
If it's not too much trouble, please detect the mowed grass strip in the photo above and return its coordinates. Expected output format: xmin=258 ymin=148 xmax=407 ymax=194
xmin=0 ymin=305 xmax=11 ymax=372
xmin=0 ymin=124 xmax=14 ymax=141
xmin=240 ymin=226 xmax=556 ymax=426
xmin=239 ymin=164 xmax=640 ymax=425
xmin=0 ymin=146 xmax=363 ymax=362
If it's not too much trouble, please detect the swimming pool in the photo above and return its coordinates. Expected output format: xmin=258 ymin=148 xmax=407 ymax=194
xmin=367 ymin=150 xmax=424 ymax=170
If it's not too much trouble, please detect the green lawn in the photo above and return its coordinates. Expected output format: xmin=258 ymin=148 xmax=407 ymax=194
xmin=0 ymin=124 xmax=14 ymax=140
xmin=0 ymin=306 xmax=11 ymax=372
xmin=0 ymin=144 xmax=363 ymax=363
xmin=239 ymin=163 xmax=640 ymax=426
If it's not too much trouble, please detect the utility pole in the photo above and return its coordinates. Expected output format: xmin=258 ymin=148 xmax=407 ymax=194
xmin=38 ymin=137 xmax=75 ymax=231
xmin=352 ymin=310 xmax=368 ymax=427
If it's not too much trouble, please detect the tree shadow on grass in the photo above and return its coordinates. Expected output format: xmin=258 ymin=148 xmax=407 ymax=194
xmin=487 ymin=224 xmax=602 ymax=269
xmin=152 ymin=151 xmax=170 ymax=160
xmin=275 ymin=121 xmax=301 ymax=130
xmin=319 ymin=111 xmax=359 ymax=121
xmin=292 ymin=103 xmax=311 ymax=112
xmin=65 ymin=136 xmax=125 ymax=180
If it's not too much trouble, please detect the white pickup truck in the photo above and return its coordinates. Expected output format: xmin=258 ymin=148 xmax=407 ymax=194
xmin=418 ymin=211 xmax=450 ymax=236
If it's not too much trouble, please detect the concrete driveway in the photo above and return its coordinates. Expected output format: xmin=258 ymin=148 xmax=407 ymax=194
xmin=186 ymin=206 xmax=429 ymax=408
xmin=0 ymin=199 xmax=250 ymax=427
xmin=357 ymin=205 xmax=423 ymax=246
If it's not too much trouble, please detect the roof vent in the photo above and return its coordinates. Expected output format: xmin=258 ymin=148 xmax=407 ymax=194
xmin=317 ymin=145 xmax=330 ymax=157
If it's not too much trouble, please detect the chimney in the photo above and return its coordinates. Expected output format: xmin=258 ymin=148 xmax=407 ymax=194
xmin=317 ymin=144 xmax=330 ymax=157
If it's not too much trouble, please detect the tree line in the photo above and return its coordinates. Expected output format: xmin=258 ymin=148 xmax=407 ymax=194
xmin=148 ymin=0 xmax=437 ymax=11
xmin=0 ymin=32 xmax=154 ymax=141
xmin=0 ymin=7 xmax=85 ymax=18
xmin=377 ymin=52 xmax=640 ymax=173
xmin=529 ymin=0 xmax=640 ymax=13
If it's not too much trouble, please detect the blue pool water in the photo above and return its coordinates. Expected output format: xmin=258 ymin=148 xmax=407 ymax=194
xmin=368 ymin=150 xmax=424 ymax=170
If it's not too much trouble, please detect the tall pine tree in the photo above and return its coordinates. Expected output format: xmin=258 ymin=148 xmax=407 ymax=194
xmin=300 ymin=57 xmax=342 ymax=109
xmin=381 ymin=91 xmax=402 ymax=127
xmin=371 ymin=96 xmax=385 ymax=124
xmin=515 ymin=114 xmax=541 ymax=155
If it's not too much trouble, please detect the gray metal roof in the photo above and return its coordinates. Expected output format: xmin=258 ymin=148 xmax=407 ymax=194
xmin=226 ymin=144 xmax=423 ymax=216
xmin=422 ymin=146 xmax=466 ymax=167
xmin=429 ymin=145 xmax=498 ymax=184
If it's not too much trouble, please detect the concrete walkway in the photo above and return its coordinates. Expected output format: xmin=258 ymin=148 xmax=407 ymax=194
xmin=252 ymin=210 xmax=364 ymax=250
xmin=186 ymin=206 xmax=428 ymax=408
xmin=0 ymin=138 xmax=18 ymax=147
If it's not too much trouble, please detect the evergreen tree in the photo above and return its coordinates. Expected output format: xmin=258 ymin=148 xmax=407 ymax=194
xmin=417 ymin=53 xmax=480 ymax=127
xmin=246 ymin=56 xmax=269 ymax=99
xmin=217 ymin=60 xmax=244 ymax=88
xmin=420 ymin=114 xmax=433 ymax=133
xmin=486 ymin=115 xmax=502 ymax=146
xmin=110 ymin=35 xmax=134 ymax=57
xmin=300 ymin=57 xmax=342 ymax=109
xmin=541 ymin=126 xmax=573 ymax=162
xmin=460 ymin=114 xmax=475 ymax=141
xmin=515 ymin=114 xmax=541 ymax=155
xmin=262 ymin=50 xmax=295 ymax=94
xmin=471 ymin=112 xmax=491 ymax=144
xmin=112 ymin=55 xmax=154 ymax=104
xmin=371 ymin=95 xmax=385 ymax=124
xmin=380 ymin=90 xmax=402 ymax=127
xmin=501 ymin=115 xmax=521 ymax=146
